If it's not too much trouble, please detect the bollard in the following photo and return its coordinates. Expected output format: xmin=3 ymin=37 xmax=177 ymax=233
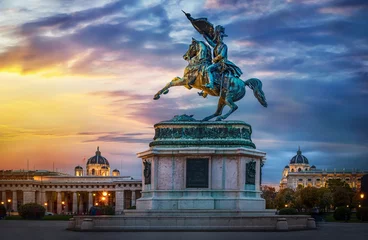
xmin=67 ymin=218 xmax=75 ymax=230
xmin=276 ymin=218 xmax=288 ymax=231
xmin=307 ymin=218 xmax=316 ymax=229
xmin=81 ymin=218 xmax=94 ymax=230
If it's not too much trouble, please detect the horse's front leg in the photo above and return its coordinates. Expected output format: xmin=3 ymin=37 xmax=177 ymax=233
xmin=216 ymin=94 xmax=238 ymax=121
xmin=153 ymin=77 xmax=186 ymax=100
xmin=202 ymin=98 xmax=225 ymax=121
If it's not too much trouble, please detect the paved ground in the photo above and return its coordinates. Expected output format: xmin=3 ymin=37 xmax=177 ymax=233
xmin=0 ymin=221 xmax=367 ymax=240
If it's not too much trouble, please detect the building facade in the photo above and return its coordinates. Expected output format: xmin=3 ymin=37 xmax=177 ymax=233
xmin=0 ymin=147 xmax=142 ymax=214
xmin=280 ymin=147 xmax=367 ymax=190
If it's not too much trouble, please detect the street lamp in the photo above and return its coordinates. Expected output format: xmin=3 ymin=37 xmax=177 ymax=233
xmin=7 ymin=199 xmax=11 ymax=216
xmin=361 ymin=193 xmax=365 ymax=199
xmin=102 ymin=192 xmax=108 ymax=197
xmin=285 ymin=204 xmax=288 ymax=208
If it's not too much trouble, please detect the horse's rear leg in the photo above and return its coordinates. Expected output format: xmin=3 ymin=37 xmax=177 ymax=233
xmin=154 ymin=77 xmax=185 ymax=100
xmin=216 ymin=95 xmax=238 ymax=121
xmin=202 ymin=98 xmax=226 ymax=121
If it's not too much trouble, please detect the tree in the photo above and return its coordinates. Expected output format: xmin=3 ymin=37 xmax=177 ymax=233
xmin=275 ymin=188 xmax=295 ymax=209
xmin=326 ymin=179 xmax=350 ymax=192
xmin=317 ymin=187 xmax=333 ymax=212
xmin=333 ymin=186 xmax=353 ymax=207
xmin=326 ymin=179 xmax=354 ymax=208
xmin=300 ymin=186 xmax=319 ymax=210
xmin=293 ymin=185 xmax=305 ymax=212
xmin=261 ymin=185 xmax=277 ymax=209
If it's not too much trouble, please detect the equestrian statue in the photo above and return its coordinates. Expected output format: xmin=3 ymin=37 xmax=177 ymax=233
xmin=153 ymin=11 xmax=267 ymax=121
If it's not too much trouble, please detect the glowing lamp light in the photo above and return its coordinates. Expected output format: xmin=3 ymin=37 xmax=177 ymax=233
xmin=361 ymin=193 xmax=365 ymax=199
xmin=93 ymin=193 xmax=96 ymax=196
xmin=285 ymin=204 xmax=288 ymax=208
xmin=1 ymin=201 xmax=4 ymax=205
xmin=359 ymin=205 xmax=361 ymax=208
xmin=102 ymin=192 xmax=108 ymax=197
xmin=44 ymin=202 xmax=48 ymax=206
xmin=61 ymin=201 xmax=65 ymax=205
xmin=7 ymin=199 xmax=11 ymax=203
xmin=95 ymin=203 xmax=98 ymax=206
xmin=101 ymin=197 xmax=106 ymax=201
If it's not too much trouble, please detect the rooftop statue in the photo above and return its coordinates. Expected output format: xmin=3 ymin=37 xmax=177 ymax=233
xmin=153 ymin=11 xmax=267 ymax=121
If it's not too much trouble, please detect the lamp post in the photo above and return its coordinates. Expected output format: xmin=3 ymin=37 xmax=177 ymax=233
xmin=360 ymin=192 xmax=365 ymax=222
xmin=7 ymin=199 xmax=11 ymax=217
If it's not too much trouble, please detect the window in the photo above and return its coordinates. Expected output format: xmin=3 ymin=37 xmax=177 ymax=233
xmin=298 ymin=168 xmax=301 ymax=172
xmin=92 ymin=169 xmax=95 ymax=175
xmin=308 ymin=179 xmax=312 ymax=181
xmin=291 ymin=169 xmax=295 ymax=172
xmin=299 ymin=179 xmax=303 ymax=181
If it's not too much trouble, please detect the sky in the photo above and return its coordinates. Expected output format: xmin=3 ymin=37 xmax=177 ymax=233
xmin=0 ymin=0 xmax=367 ymax=185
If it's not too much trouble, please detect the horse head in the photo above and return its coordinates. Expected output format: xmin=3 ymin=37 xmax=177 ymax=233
xmin=183 ymin=38 xmax=199 ymax=61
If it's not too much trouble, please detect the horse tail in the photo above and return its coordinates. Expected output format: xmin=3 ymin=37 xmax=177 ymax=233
xmin=243 ymin=78 xmax=268 ymax=107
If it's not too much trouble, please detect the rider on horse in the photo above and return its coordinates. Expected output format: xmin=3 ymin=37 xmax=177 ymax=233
xmin=182 ymin=11 xmax=242 ymax=90
xmin=202 ymin=25 xmax=242 ymax=90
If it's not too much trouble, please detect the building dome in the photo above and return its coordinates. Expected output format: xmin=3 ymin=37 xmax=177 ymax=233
xmin=289 ymin=147 xmax=309 ymax=164
xmin=101 ymin=166 xmax=108 ymax=169
xmin=311 ymin=165 xmax=316 ymax=169
xmin=285 ymin=165 xmax=289 ymax=168
xmin=113 ymin=169 xmax=120 ymax=172
xmin=86 ymin=147 xmax=110 ymax=166
xmin=75 ymin=166 xmax=83 ymax=170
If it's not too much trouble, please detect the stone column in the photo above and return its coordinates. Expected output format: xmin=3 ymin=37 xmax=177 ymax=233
xmin=36 ymin=191 xmax=41 ymax=205
xmin=23 ymin=191 xmax=36 ymax=204
xmin=115 ymin=190 xmax=124 ymax=214
xmin=57 ymin=192 xmax=62 ymax=214
xmin=50 ymin=194 xmax=54 ymax=213
xmin=131 ymin=190 xmax=136 ymax=207
xmin=12 ymin=191 xmax=17 ymax=212
xmin=1 ymin=191 xmax=6 ymax=203
xmin=88 ymin=192 xmax=93 ymax=212
xmin=72 ymin=192 xmax=78 ymax=214
xmin=41 ymin=191 xmax=47 ymax=206
xmin=64 ymin=194 xmax=69 ymax=213
xmin=78 ymin=193 xmax=84 ymax=214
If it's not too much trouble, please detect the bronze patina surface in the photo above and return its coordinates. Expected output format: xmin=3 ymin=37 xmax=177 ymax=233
xmin=153 ymin=12 xmax=267 ymax=121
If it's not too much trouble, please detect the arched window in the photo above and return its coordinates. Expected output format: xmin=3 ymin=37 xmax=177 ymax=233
xmin=305 ymin=168 xmax=308 ymax=171
xmin=92 ymin=169 xmax=95 ymax=175
xmin=291 ymin=169 xmax=294 ymax=172
xmin=298 ymin=168 xmax=301 ymax=172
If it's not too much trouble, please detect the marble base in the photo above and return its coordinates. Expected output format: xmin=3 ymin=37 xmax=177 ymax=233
xmin=68 ymin=212 xmax=316 ymax=232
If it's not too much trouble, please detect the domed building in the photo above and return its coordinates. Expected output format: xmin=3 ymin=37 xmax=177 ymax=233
xmin=86 ymin=146 xmax=110 ymax=176
xmin=280 ymin=147 xmax=366 ymax=190
xmin=75 ymin=165 xmax=83 ymax=176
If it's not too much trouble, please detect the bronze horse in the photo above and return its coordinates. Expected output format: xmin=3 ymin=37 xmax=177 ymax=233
xmin=153 ymin=38 xmax=267 ymax=121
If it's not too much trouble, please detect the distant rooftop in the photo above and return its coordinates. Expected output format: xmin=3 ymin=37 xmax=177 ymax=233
xmin=0 ymin=169 xmax=70 ymax=180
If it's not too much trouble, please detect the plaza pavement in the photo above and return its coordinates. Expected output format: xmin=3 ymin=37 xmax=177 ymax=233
xmin=0 ymin=220 xmax=367 ymax=240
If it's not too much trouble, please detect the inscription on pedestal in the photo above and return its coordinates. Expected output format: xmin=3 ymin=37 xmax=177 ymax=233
xmin=186 ymin=159 xmax=209 ymax=188
xmin=246 ymin=160 xmax=256 ymax=185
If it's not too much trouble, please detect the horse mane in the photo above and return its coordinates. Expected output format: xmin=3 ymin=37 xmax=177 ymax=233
xmin=196 ymin=41 xmax=212 ymax=62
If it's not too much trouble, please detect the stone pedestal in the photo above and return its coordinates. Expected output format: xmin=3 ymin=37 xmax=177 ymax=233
xmin=68 ymin=116 xmax=315 ymax=232
xmin=136 ymin=115 xmax=266 ymax=211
